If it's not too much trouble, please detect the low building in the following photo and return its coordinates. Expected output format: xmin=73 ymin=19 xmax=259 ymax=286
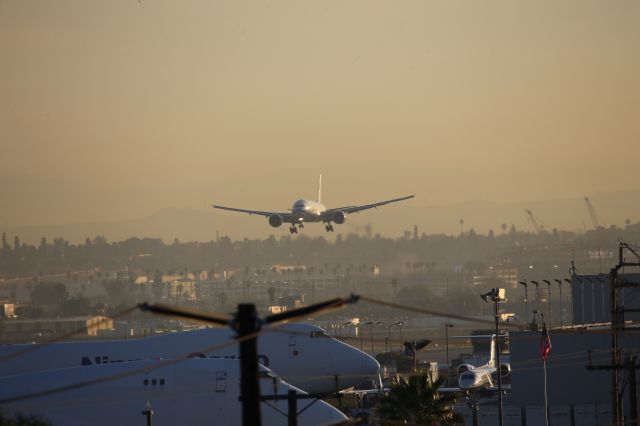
xmin=0 ymin=316 xmax=113 ymax=339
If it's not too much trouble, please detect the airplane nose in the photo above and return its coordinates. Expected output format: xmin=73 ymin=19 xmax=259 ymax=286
xmin=297 ymin=399 xmax=348 ymax=425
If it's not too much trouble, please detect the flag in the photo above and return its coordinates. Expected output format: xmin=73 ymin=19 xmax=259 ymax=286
xmin=540 ymin=322 xmax=552 ymax=361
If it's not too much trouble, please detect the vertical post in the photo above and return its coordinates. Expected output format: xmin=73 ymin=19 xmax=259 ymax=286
xmin=555 ymin=279 xmax=563 ymax=327
xmin=494 ymin=297 xmax=503 ymax=426
xmin=288 ymin=390 xmax=297 ymax=426
xmin=611 ymin=266 xmax=621 ymax=426
xmin=628 ymin=354 xmax=639 ymax=426
xmin=238 ymin=303 xmax=261 ymax=426
xmin=370 ymin=326 xmax=375 ymax=356
xmin=525 ymin=284 xmax=529 ymax=323
xmin=141 ymin=402 xmax=153 ymax=426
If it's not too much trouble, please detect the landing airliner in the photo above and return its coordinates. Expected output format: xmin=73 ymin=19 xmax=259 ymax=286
xmin=0 ymin=358 xmax=348 ymax=426
xmin=0 ymin=323 xmax=379 ymax=394
xmin=213 ymin=176 xmax=414 ymax=234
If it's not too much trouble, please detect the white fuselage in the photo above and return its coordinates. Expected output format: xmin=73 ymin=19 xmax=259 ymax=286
xmin=458 ymin=365 xmax=496 ymax=390
xmin=291 ymin=199 xmax=327 ymax=223
xmin=0 ymin=358 xmax=348 ymax=426
xmin=0 ymin=323 xmax=379 ymax=394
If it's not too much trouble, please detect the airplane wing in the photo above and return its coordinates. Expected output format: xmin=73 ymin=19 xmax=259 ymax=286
xmin=212 ymin=205 xmax=295 ymax=223
xmin=325 ymin=195 xmax=415 ymax=215
xmin=438 ymin=384 xmax=511 ymax=393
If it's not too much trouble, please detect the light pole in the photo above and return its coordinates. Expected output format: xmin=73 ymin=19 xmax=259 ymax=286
xmin=387 ymin=321 xmax=404 ymax=353
xmin=370 ymin=321 xmax=383 ymax=356
xmin=444 ymin=322 xmax=454 ymax=386
xmin=555 ymin=279 xmax=564 ymax=326
xmin=518 ymin=280 xmax=528 ymax=323
xmin=338 ymin=321 xmax=351 ymax=340
xmin=481 ymin=288 xmax=505 ymax=426
xmin=543 ymin=279 xmax=552 ymax=326
xmin=360 ymin=321 xmax=373 ymax=351
xmin=531 ymin=280 xmax=541 ymax=315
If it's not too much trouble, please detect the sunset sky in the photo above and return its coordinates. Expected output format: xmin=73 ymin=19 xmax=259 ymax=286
xmin=1 ymin=1 xmax=639 ymax=241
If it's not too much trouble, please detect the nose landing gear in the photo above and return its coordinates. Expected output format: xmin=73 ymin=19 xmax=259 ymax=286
xmin=289 ymin=226 xmax=298 ymax=234
xmin=325 ymin=224 xmax=334 ymax=232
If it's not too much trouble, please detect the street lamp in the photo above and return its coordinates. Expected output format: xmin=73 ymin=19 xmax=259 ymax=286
xmin=338 ymin=321 xmax=351 ymax=340
xmin=531 ymin=280 xmax=541 ymax=315
xmin=444 ymin=322 xmax=454 ymax=386
xmin=543 ymin=279 xmax=552 ymax=326
xmin=554 ymin=279 xmax=563 ymax=326
xmin=360 ymin=321 xmax=373 ymax=351
xmin=518 ymin=280 xmax=528 ymax=323
xmin=480 ymin=288 xmax=506 ymax=426
xmin=387 ymin=321 xmax=404 ymax=353
xmin=370 ymin=321 xmax=383 ymax=356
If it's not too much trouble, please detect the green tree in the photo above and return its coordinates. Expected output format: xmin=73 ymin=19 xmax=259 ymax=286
xmin=0 ymin=410 xmax=51 ymax=425
xmin=376 ymin=374 xmax=460 ymax=425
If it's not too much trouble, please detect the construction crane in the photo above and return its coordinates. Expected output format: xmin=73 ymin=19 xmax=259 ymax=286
xmin=524 ymin=209 xmax=546 ymax=234
xmin=584 ymin=197 xmax=606 ymax=229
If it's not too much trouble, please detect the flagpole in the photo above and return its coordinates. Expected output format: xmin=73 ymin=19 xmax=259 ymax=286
xmin=543 ymin=357 xmax=549 ymax=426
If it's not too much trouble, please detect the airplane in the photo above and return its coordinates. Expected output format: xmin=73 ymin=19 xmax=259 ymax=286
xmin=440 ymin=335 xmax=511 ymax=393
xmin=0 ymin=358 xmax=348 ymax=426
xmin=0 ymin=323 xmax=380 ymax=394
xmin=212 ymin=175 xmax=414 ymax=234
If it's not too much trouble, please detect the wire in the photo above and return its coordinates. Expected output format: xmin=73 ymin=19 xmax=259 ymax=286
xmin=0 ymin=322 xmax=282 ymax=405
xmin=0 ymin=306 xmax=138 ymax=365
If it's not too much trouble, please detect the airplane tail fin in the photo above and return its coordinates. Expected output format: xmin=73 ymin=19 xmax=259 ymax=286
xmin=317 ymin=174 xmax=322 ymax=204
xmin=488 ymin=335 xmax=496 ymax=368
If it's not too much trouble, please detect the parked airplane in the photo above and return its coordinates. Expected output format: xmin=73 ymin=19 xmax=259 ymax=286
xmin=212 ymin=175 xmax=414 ymax=234
xmin=0 ymin=358 xmax=348 ymax=426
xmin=441 ymin=335 xmax=511 ymax=393
xmin=0 ymin=323 xmax=379 ymax=394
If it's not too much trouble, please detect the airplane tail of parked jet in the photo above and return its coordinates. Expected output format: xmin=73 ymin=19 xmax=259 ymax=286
xmin=317 ymin=174 xmax=322 ymax=205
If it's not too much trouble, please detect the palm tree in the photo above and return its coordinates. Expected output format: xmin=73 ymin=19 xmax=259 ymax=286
xmin=376 ymin=374 xmax=460 ymax=425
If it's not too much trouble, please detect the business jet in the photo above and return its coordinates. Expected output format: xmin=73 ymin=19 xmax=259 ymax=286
xmin=0 ymin=358 xmax=348 ymax=426
xmin=441 ymin=335 xmax=510 ymax=393
xmin=212 ymin=176 xmax=414 ymax=234
xmin=0 ymin=323 xmax=379 ymax=394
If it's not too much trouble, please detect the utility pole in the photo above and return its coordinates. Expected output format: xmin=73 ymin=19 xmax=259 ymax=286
xmin=588 ymin=352 xmax=640 ymax=426
xmin=609 ymin=241 xmax=640 ymax=425
xmin=237 ymin=304 xmax=261 ymax=426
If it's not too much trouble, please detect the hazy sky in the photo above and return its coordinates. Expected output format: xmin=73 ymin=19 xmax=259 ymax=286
xmin=1 ymin=1 xmax=639 ymax=237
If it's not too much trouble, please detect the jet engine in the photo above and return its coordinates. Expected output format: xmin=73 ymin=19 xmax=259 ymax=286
xmin=499 ymin=363 xmax=511 ymax=377
xmin=332 ymin=211 xmax=346 ymax=224
xmin=268 ymin=215 xmax=283 ymax=228
xmin=457 ymin=364 xmax=474 ymax=375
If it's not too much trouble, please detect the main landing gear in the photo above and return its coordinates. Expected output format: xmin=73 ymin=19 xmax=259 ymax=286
xmin=289 ymin=223 xmax=304 ymax=234
xmin=325 ymin=223 xmax=334 ymax=232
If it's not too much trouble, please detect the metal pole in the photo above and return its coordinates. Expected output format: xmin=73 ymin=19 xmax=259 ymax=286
xmin=494 ymin=297 xmax=503 ymax=426
xmin=370 ymin=327 xmax=374 ymax=356
xmin=238 ymin=304 xmax=261 ymax=426
xmin=141 ymin=403 xmax=153 ymax=426
xmin=629 ymin=354 xmax=639 ymax=426
xmin=288 ymin=390 xmax=297 ymax=426
xmin=544 ymin=280 xmax=552 ymax=326
xmin=611 ymin=266 xmax=621 ymax=426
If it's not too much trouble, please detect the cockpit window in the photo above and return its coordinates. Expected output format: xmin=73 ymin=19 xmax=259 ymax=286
xmin=310 ymin=331 xmax=330 ymax=338
xmin=259 ymin=370 xmax=280 ymax=381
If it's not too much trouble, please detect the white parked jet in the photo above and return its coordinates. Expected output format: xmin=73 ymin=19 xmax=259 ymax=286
xmin=0 ymin=358 xmax=348 ymax=426
xmin=442 ymin=335 xmax=511 ymax=393
xmin=213 ymin=176 xmax=414 ymax=234
xmin=0 ymin=323 xmax=379 ymax=394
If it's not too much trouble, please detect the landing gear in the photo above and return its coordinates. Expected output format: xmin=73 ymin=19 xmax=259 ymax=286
xmin=289 ymin=226 xmax=298 ymax=234
xmin=298 ymin=223 xmax=304 ymax=228
xmin=325 ymin=224 xmax=334 ymax=232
